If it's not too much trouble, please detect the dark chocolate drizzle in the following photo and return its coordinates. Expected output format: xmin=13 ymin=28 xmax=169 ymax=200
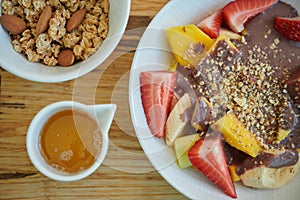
xmin=174 ymin=1 xmax=300 ymax=173
xmin=236 ymin=150 xmax=299 ymax=175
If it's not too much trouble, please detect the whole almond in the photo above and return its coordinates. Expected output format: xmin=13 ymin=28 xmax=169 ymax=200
xmin=36 ymin=6 xmax=52 ymax=35
xmin=58 ymin=49 xmax=75 ymax=67
xmin=0 ymin=15 xmax=26 ymax=34
xmin=66 ymin=8 xmax=87 ymax=32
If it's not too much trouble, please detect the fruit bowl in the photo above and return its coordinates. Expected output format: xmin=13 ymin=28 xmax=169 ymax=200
xmin=0 ymin=0 xmax=130 ymax=82
xmin=129 ymin=0 xmax=300 ymax=199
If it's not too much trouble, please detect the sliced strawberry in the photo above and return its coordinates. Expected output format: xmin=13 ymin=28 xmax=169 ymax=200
xmin=274 ymin=16 xmax=300 ymax=42
xmin=188 ymin=134 xmax=237 ymax=198
xmin=140 ymin=71 xmax=177 ymax=138
xmin=222 ymin=0 xmax=278 ymax=33
xmin=197 ymin=10 xmax=222 ymax=39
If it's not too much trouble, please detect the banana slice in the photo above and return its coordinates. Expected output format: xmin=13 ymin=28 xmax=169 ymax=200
xmin=165 ymin=93 xmax=192 ymax=146
xmin=240 ymin=152 xmax=300 ymax=189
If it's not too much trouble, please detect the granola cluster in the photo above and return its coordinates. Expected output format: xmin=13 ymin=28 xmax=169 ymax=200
xmin=1 ymin=0 xmax=109 ymax=66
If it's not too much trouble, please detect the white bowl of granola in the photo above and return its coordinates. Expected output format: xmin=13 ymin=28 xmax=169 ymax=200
xmin=0 ymin=0 xmax=130 ymax=82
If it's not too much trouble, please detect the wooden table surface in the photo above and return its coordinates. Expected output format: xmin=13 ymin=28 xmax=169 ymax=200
xmin=0 ymin=0 xmax=188 ymax=199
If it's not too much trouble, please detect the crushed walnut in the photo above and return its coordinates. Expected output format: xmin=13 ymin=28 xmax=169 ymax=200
xmin=1 ymin=0 xmax=109 ymax=66
xmin=190 ymin=39 xmax=297 ymax=150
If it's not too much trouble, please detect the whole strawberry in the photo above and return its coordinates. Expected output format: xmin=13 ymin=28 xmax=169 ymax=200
xmin=274 ymin=16 xmax=300 ymax=42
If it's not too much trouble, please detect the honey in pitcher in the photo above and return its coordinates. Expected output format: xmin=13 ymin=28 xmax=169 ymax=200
xmin=39 ymin=109 xmax=102 ymax=174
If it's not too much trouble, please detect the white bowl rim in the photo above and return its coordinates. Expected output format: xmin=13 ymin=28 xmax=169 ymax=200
xmin=26 ymin=101 xmax=116 ymax=181
xmin=0 ymin=0 xmax=131 ymax=83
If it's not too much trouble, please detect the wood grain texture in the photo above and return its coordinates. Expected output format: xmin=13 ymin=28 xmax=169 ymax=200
xmin=130 ymin=0 xmax=169 ymax=17
xmin=0 ymin=0 xmax=188 ymax=199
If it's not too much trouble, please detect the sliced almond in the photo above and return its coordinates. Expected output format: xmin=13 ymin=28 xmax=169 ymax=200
xmin=36 ymin=6 xmax=52 ymax=35
xmin=66 ymin=8 xmax=87 ymax=32
xmin=58 ymin=49 xmax=75 ymax=67
xmin=0 ymin=15 xmax=26 ymax=34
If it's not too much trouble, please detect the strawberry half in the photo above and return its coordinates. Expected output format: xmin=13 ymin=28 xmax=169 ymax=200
xmin=140 ymin=71 xmax=177 ymax=138
xmin=188 ymin=134 xmax=237 ymax=198
xmin=274 ymin=16 xmax=300 ymax=42
xmin=222 ymin=0 xmax=278 ymax=33
xmin=197 ymin=10 xmax=222 ymax=39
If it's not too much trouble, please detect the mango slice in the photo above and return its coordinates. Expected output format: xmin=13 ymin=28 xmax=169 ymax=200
xmin=229 ymin=164 xmax=240 ymax=182
xmin=208 ymin=34 xmax=238 ymax=52
xmin=212 ymin=111 xmax=262 ymax=157
xmin=219 ymin=28 xmax=242 ymax=40
xmin=174 ymin=134 xmax=201 ymax=169
xmin=169 ymin=62 xmax=178 ymax=72
xmin=276 ymin=128 xmax=291 ymax=143
xmin=166 ymin=24 xmax=214 ymax=67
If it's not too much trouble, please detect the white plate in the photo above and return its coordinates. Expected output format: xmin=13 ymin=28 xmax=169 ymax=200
xmin=129 ymin=0 xmax=300 ymax=199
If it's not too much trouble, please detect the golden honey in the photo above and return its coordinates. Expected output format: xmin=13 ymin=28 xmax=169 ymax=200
xmin=39 ymin=109 xmax=102 ymax=174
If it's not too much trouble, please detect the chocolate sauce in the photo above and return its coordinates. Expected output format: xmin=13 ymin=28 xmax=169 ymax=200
xmin=229 ymin=1 xmax=300 ymax=174
xmin=191 ymin=97 xmax=211 ymax=132
xmin=236 ymin=150 xmax=299 ymax=175
xmin=240 ymin=1 xmax=300 ymax=148
xmin=287 ymin=67 xmax=300 ymax=105
xmin=174 ymin=1 xmax=300 ymax=174
xmin=237 ymin=1 xmax=299 ymax=81
xmin=173 ymin=71 xmax=199 ymax=136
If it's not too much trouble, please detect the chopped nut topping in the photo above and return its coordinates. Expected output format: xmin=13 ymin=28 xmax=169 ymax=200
xmin=188 ymin=38 xmax=297 ymax=149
